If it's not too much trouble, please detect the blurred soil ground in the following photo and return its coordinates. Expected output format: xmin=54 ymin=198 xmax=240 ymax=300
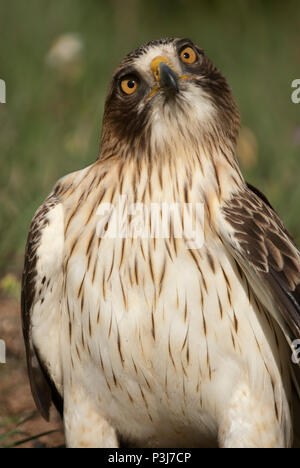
xmin=0 ymin=296 xmax=64 ymax=448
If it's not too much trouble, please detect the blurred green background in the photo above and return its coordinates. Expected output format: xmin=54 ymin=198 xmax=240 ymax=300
xmin=0 ymin=0 xmax=300 ymax=278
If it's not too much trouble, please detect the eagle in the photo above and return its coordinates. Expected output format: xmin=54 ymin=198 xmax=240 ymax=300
xmin=22 ymin=38 xmax=300 ymax=448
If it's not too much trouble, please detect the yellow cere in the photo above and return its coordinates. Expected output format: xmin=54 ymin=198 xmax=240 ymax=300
xmin=144 ymin=54 xmax=198 ymax=102
xmin=150 ymin=56 xmax=174 ymax=82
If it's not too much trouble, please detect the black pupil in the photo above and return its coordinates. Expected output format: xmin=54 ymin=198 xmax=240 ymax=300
xmin=184 ymin=52 xmax=190 ymax=59
xmin=127 ymin=80 xmax=135 ymax=89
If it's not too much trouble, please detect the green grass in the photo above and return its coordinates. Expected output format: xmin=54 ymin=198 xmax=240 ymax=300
xmin=0 ymin=0 xmax=300 ymax=273
xmin=0 ymin=413 xmax=58 ymax=448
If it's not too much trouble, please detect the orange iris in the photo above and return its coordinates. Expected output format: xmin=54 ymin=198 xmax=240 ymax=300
xmin=180 ymin=47 xmax=197 ymax=64
xmin=120 ymin=76 xmax=138 ymax=95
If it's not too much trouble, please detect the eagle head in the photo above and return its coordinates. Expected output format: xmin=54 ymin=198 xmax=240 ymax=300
xmin=100 ymin=38 xmax=240 ymax=160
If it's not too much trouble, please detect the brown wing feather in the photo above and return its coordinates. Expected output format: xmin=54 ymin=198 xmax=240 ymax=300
xmin=21 ymin=197 xmax=63 ymax=421
xmin=223 ymin=184 xmax=300 ymax=339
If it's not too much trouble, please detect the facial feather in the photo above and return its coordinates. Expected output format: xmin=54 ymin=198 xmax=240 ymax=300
xmin=100 ymin=38 xmax=240 ymax=164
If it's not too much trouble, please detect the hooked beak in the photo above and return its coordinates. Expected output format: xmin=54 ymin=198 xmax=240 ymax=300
xmin=150 ymin=56 xmax=179 ymax=95
xmin=159 ymin=62 xmax=179 ymax=93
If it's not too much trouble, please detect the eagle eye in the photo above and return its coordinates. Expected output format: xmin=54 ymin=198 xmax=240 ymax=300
xmin=179 ymin=46 xmax=197 ymax=65
xmin=120 ymin=75 xmax=139 ymax=95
